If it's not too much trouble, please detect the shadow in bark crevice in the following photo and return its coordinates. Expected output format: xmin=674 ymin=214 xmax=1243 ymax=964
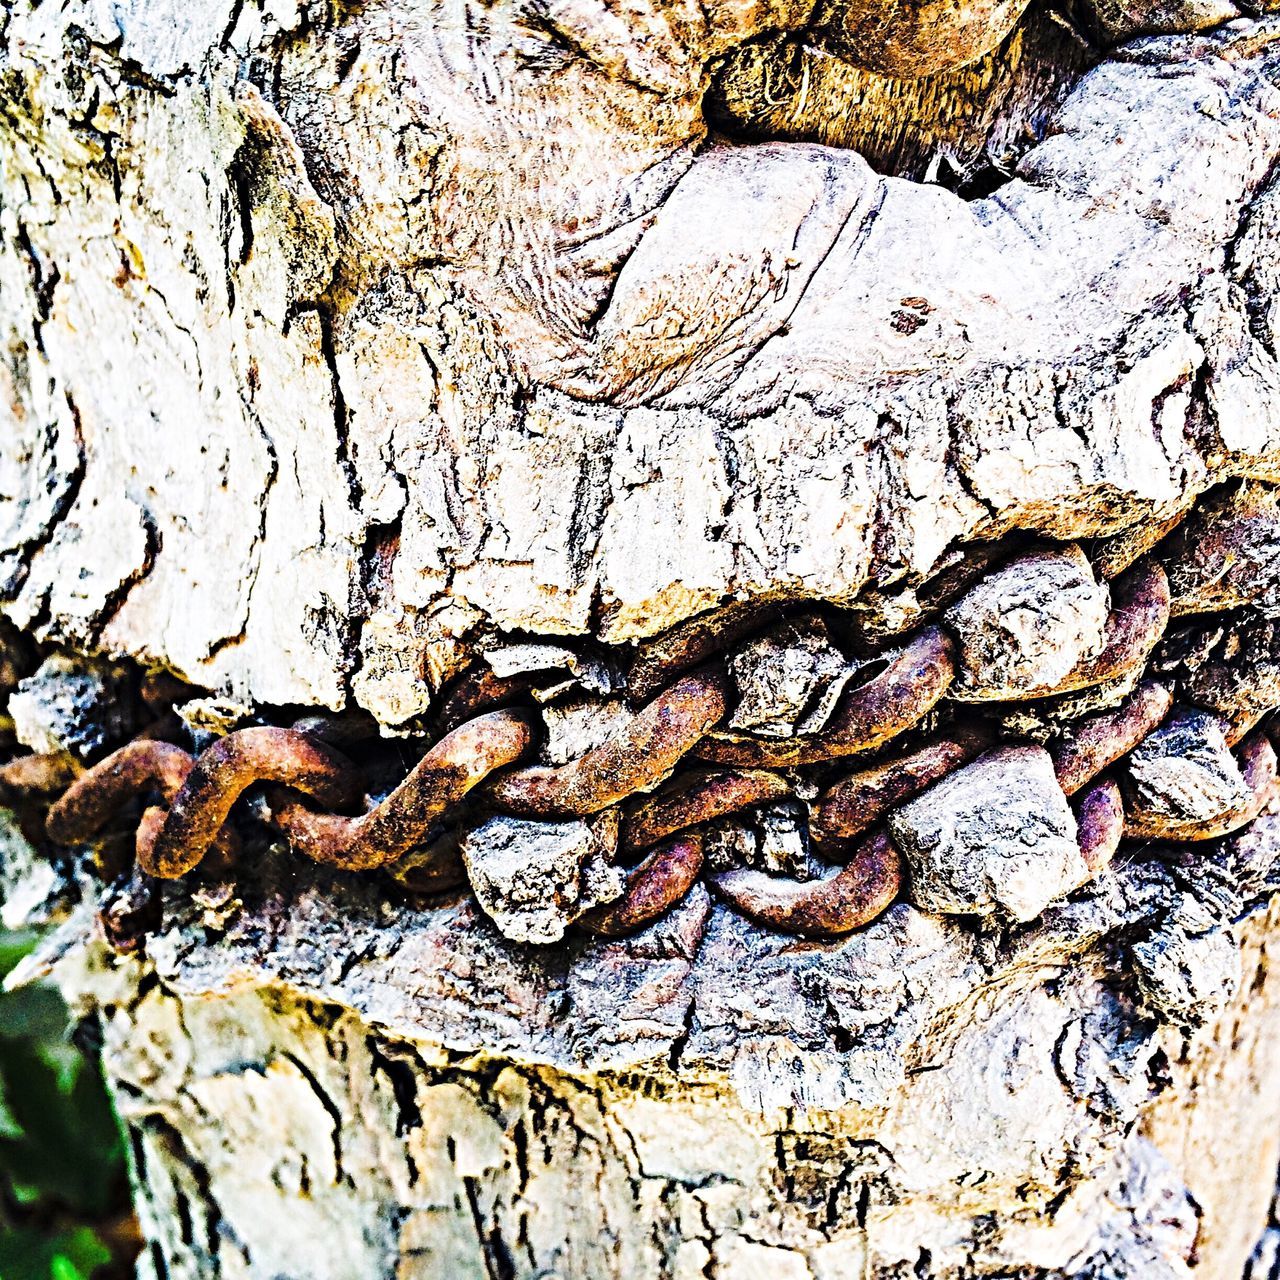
xmin=704 ymin=1 xmax=1099 ymax=190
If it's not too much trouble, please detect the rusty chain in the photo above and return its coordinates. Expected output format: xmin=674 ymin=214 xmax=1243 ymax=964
xmin=40 ymin=488 xmax=1280 ymax=944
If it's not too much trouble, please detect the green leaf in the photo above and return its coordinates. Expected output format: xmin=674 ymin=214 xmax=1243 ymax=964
xmin=0 ymin=986 xmax=73 ymax=1044
xmin=0 ymin=1065 xmax=22 ymax=1139
xmin=0 ymin=930 xmax=37 ymax=983
xmin=35 ymin=1037 xmax=84 ymax=1097
xmin=0 ymin=1225 xmax=112 ymax=1280
xmin=0 ymin=932 xmax=126 ymax=1218
xmin=0 ymin=1037 xmax=124 ymax=1217
xmin=0 ymin=930 xmax=130 ymax=1280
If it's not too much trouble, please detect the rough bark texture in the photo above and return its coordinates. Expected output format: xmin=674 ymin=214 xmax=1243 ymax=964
xmin=8 ymin=806 xmax=1280 ymax=1278
xmin=6 ymin=0 xmax=1280 ymax=723
xmin=8 ymin=0 xmax=1280 ymax=1274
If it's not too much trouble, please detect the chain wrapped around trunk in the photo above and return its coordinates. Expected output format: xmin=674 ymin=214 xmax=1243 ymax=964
xmin=37 ymin=480 xmax=1280 ymax=944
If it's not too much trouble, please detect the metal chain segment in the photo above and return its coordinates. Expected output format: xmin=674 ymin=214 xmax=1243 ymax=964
xmin=622 ymin=769 xmax=790 ymax=853
xmin=1036 ymin=561 xmax=1170 ymax=697
xmin=1049 ymin=680 xmax=1173 ymax=795
xmin=143 ymin=728 xmax=363 ymax=878
xmin=48 ymin=739 xmax=241 ymax=872
xmin=1075 ymin=778 xmax=1125 ymax=873
xmin=709 ymin=832 xmax=902 ymax=939
xmin=486 ymin=668 xmax=729 ymax=816
xmin=39 ymin=517 xmax=1280 ymax=943
xmin=577 ymin=834 xmax=706 ymax=938
xmin=808 ymin=725 xmax=994 ymax=847
xmin=1122 ymin=731 xmax=1277 ymax=842
xmin=693 ymin=627 xmax=954 ymax=768
xmin=263 ymin=710 xmax=535 ymax=871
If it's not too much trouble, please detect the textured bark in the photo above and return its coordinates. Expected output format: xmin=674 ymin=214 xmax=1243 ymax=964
xmin=8 ymin=808 xmax=1280 ymax=1278
xmin=6 ymin=0 xmax=1280 ymax=722
xmin=7 ymin=0 xmax=1280 ymax=1274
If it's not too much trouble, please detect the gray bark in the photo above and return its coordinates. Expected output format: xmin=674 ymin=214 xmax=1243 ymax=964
xmin=8 ymin=807 xmax=1280 ymax=1278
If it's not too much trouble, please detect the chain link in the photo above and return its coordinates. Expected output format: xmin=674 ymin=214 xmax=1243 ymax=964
xmin=42 ymin=492 xmax=1280 ymax=943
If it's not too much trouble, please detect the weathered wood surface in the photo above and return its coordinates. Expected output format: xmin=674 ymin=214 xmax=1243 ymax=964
xmin=5 ymin=1 xmax=1280 ymax=726
xmin=7 ymin=804 xmax=1276 ymax=1277
xmin=9 ymin=0 xmax=1280 ymax=1274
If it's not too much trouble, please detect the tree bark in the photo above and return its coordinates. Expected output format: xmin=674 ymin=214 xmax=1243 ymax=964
xmin=11 ymin=810 xmax=1280 ymax=1278
xmin=7 ymin=0 xmax=1280 ymax=1274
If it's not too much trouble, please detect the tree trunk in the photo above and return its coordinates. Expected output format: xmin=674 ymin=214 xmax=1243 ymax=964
xmin=7 ymin=0 xmax=1280 ymax=1273
xmin=20 ymin=820 xmax=1280 ymax=1279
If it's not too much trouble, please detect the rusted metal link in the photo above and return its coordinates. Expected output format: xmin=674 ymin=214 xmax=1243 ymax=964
xmin=1036 ymin=562 xmax=1170 ymax=698
xmin=695 ymin=626 xmax=955 ymax=769
xmin=46 ymin=740 xmax=241 ymax=872
xmin=577 ymin=834 xmax=705 ymax=937
xmin=1074 ymin=776 xmax=1124 ymax=874
xmin=1050 ymin=680 xmax=1173 ymax=796
xmin=134 ymin=805 xmax=168 ymax=872
xmin=709 ymin=830 xmax=903 ymax=938
xmin=264 ymin=709 xmax=536 ymax=871
xmin=626 ymin=600 xmax=777 ymax=702
xmin=487 ymin=668 xmax=729 ymax=818
xmin=1123 ymin=731 xmax=1278 ymax=842
xmin=434 ymin=666 xmax=544 ymax=736
xmin=290 ymin=707 xmax=382 ymax=749
xmin=143 ymin=728 xmax=365 ymax=879
xmin=131 ymin=802 xmax=239 ymax=878
xmin=809 ymin=723 xmax=993 ymax=847
xmin=621 ymin=768 xmax=789 ymax=853
xmin=0 ymin=751 xmax=82 ymax=796
xmin=47 ymin=741 xmax=199 ymax=844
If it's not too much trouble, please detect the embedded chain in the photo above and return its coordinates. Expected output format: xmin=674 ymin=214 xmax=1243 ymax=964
xmin=41 ymin=483 xmax=1280 ymax=943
